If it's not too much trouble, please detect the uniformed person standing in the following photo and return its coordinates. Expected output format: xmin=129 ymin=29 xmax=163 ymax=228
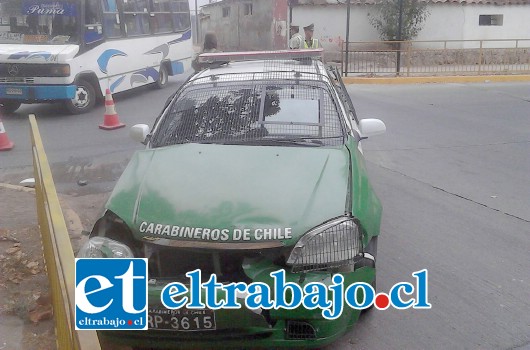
xmin=303 ymin=23 xmax=320 ymax=49
xmin=289 ymin=24 xmax=303 ymax=49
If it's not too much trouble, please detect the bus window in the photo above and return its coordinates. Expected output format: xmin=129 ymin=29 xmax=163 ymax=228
xmin=123 ymin=0 xmax=150 ymax=36
xmin=170 ymin=0 xmax=190 ymax=32
xmin=102 ymin=0 xmax=122 ymax=38
xmin=85 ymin=0 xmax=104 ymax=44
xmin=51 ymin=15 xmax=77 ymax=43
xmin=149 ymin=0 xmax=173 ymax=34
xmin=0 ymin=0 xmax=79 ymax=44
xmin=86 ymin=0 xmax=101 ymax=24
xmin=26 ymin=14 xmax=39 ymax=34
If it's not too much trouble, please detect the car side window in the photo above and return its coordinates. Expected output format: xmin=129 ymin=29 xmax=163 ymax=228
xmin=327 ymin=66 xmax=359 ymax=124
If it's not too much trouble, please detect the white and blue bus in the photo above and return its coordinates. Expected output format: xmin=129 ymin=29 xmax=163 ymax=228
xmin=0 ymin=0 xmax=192 ymax=114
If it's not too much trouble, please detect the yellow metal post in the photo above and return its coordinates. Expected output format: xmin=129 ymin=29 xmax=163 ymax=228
xmin=478 ymin=40 xmax=483 ymax=74
xmin=29 ymin=114 xmax=101 ymax=350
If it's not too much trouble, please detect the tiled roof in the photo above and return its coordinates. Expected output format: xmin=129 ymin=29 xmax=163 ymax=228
xmin=293 ymin=0 xmax=530 ymax=5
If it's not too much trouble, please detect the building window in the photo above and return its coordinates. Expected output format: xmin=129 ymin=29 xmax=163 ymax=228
xmin=243 ymin=3 xmax=252 ymax=16
xmin=222 ymin=7 xmax=230 ymax=17
xmin=479 ymin=15 xmax=503 ymax=26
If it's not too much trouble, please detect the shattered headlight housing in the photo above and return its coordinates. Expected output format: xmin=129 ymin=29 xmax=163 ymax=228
xmin=287 ymin=217 xmax=362 ymax=273
xmin=77 ymin=236 xmax=134 ymax=258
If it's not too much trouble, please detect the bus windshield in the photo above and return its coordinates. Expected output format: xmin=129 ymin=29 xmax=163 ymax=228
xmin=0 ymin=0 xmax=79 ymax=45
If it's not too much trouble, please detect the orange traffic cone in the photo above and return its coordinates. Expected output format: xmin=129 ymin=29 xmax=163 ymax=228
xmin=99 ymin=89 xmax=125 ymax=130
xmin=0 ymin=117 xmax=14 ymax=151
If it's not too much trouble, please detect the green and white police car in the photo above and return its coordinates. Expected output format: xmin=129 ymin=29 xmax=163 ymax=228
xmin=78 ymin=49 xmax=386 ymax=349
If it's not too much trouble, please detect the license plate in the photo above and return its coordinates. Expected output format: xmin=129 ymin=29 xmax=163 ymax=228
xmin=6 ymin=87 xmax=23 ymax=95
xmin=148 ymin=308 xmax=216 ymax=331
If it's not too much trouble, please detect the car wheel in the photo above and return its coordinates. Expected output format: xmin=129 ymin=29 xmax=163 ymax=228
xmin=155 ymin=64 xmax=169 ymax=89
xmin=64 ymin=79 xmax=96 ymax=114
xmin=0 ymin=100 xmax=22 ymax=114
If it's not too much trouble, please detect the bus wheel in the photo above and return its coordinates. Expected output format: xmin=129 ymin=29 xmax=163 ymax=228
xmin=155 ymin=64 xmax=169 ymax=89
xmin=0 ymin=100 xmax=22 ymax=114
xmin=64 ymin=79 xmax=96 ymax=114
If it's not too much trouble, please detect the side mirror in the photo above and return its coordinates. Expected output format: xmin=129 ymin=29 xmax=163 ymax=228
xmin=130 ymin=124 xmax=150 ymax=143
xmin=359 ymin=119 xmax=386 ymax=138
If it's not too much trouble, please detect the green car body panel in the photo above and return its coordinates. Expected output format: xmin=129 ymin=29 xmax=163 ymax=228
xmin=105 ymin=139 xmax=381 ymax=246
xmin=100 ymin=259 xmax=375 ymax=349
xmin=346 ymin=136 xmax=383 ymax=245
xmin=98 ymin=135 xmax=382 ymax=348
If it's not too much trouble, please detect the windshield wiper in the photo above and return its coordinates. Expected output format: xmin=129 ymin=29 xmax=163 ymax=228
xmin=154 ymin=137 xmax=327 ymax=147
xmin=220 ymin=138 xmax=323 ymax=147
xmin=272 ymin=137 xmax=324 ymax=146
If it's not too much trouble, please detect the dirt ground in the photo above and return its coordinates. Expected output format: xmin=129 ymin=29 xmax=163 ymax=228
xmin=0 ymin=185 xmax=110 ymax=350
xmin=0 ymin=186 xmax=56 ymax=350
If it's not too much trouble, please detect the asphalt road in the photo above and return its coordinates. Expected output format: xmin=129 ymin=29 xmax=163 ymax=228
xmin=1 ymin=81 xmax=529 ymax=350
xmin=0 ymin=75 xmax=186 ymax=193
xmin=334 ymin=82 xmax=530 ymax=350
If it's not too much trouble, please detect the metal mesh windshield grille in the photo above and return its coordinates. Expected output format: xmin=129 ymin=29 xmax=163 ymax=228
xmin=151 ymin=79 xmax=345 ymax=148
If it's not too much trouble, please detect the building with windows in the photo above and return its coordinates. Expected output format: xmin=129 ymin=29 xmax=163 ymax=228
xmin=198 ymin=0 xmax=288 ymax=51
xmin=291 ymin=0 xmax=530 ymax=52
xmin=196 ymin=0 xmax=529 ymax=54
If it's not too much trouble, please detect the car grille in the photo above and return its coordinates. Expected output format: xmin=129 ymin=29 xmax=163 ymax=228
xmin=146 ymin=245 xmax=287 ymax=283
xmin=0 ymin=63 xmax=46 ymax=78
xmin=0 ymin=77 xmax=35 ymax=84
xmin=285 ymin=320 xmax=317 ymax=340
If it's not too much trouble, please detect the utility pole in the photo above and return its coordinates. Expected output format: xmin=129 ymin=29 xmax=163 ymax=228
xmin=396 ymin=0 xmax=404 ymax=74
xmin=195 ymin=0 xmax=200 ymax=43
xmin=289 ymin=0 xmax=293 ymax=26
xmin=345 ymin=0 xmax=351 ymax=77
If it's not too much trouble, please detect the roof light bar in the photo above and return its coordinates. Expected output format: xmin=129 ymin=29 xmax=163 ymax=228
xmin=198 ymin=49 xmax=324 ymax=64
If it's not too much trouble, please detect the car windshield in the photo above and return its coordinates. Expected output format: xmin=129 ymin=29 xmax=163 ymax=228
xmin=151 ymin=80 xmax=346 ymax=148
xmin=0 ymin=0 xmax=79 ymax=44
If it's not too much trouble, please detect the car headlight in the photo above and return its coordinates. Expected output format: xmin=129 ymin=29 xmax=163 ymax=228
xmin=77 ymin=236 xmax=134 ymax=258
xmin=48 ymin=64 xmax=70 ymax=77
xmin=287 ymin=217 xmax=362 ymax=273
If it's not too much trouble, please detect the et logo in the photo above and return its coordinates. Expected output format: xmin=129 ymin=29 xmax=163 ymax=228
xmin=75 ymin=258 xmax=147 ymax=330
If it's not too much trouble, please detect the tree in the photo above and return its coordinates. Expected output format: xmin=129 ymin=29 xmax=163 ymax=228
xmin=368 ymin=0 xmax=430 ymax=41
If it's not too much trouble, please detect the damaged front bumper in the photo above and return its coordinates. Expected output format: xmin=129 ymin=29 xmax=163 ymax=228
xmin=99 ymin=257 xmax=375 ymax=349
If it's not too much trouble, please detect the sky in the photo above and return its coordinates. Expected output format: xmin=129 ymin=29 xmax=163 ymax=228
xmin=188 ymin=0 xmax=217 ymax=12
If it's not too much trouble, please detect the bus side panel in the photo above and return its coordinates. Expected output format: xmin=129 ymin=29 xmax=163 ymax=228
xmin=70 ymin=30 xmax=192 ymax=96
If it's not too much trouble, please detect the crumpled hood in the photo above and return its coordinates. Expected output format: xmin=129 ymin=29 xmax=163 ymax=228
xmin=0 ymin=44 xmax=79 ymax=63
xmin=106 ymin=143 xmax=351 ymax=246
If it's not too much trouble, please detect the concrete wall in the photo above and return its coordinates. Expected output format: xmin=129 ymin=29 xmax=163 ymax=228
xmin=199 ymin=0 xmax=288 ymax=51
xmin=418 ymin=4 xmax=530 ymax=48
xmin=292 ymin=4 xmax=530 ymax=51
xmin=463 ymin=5 xmax=530 ymax=46
xmin=291 ymin=4 xmax=380 ymax=52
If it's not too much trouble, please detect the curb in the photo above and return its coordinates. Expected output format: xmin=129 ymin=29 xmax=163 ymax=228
xmin=61 ymin=200 xmax=85 ymax=238
xmin=0 ymin=182 xmax=35 ymax=193
xmin=0 ymin=182 xmax=84 ymax=236
xmin=342 ymin=74 xmax=530 ymax=85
